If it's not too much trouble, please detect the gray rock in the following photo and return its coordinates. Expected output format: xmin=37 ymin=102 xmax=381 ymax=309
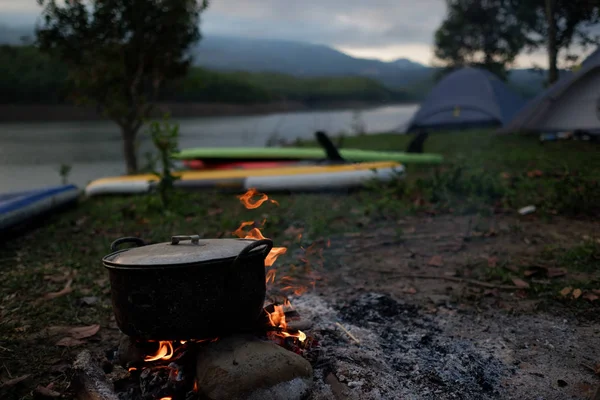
xmin=196 ymin=334 xmax=313 ymax=400
xmin=116 ymin=335 xmax=146 ymax=368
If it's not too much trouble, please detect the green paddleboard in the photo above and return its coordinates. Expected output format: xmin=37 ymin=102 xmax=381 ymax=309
xmin=173 ymin=147 xmax=444 ymax=164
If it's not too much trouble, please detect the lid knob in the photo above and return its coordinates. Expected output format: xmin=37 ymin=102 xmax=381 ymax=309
xmin=171 ymin=235 xmax=200 ymax=245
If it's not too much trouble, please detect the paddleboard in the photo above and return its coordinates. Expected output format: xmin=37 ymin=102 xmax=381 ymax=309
xmin=173 ymin=147 xmax=443 ymax=164
xmin=0 ymin=184 xmax=80 ymax=232
xmin=85 ymin=161 xmax=404 ymax=196
xmin=182 ymin=160 xmax=300 ymax=170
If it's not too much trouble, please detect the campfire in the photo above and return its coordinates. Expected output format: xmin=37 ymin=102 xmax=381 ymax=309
xmin=89 ymin=188 xmax=323 ymax=400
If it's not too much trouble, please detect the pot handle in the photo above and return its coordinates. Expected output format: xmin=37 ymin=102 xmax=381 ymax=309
xmin=171 ymin=235 xmax=200 ymax=245
xmin=232 ymin=239 xmax=273 ymax=269
xmin=110 ymin=237 xmax=146 ymax=252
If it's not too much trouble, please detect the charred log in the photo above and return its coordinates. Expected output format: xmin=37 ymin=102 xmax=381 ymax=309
xmin=72 ymin=350 xmax=119 ymax=400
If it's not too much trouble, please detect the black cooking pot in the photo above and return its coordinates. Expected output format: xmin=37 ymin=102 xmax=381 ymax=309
xmin=102 ymin=235 xmax=273 ymax=340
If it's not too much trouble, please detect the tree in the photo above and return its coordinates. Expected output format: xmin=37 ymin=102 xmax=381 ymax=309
xmin=514 ymin=0 xmax=600 ymax=85
xmin=434 ymin=0 xmax=532 ymax=81
xmin=35 ymin=0 xmax=209 ymax=173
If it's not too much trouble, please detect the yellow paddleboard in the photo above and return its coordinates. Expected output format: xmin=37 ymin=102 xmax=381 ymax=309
xmin=85 ymin=161 xmax=404 ymax=196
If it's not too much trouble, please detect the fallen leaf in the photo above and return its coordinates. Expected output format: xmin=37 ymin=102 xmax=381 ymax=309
xmin=500 ymin=172 xmax=510 ymax=179
xmin=487 ymin=257 xmax=498 ymax=268
xmin=503 ymin=265 xmax=520 ymax=273
xmin=559 ymin=287 xmax=573 ymax=297
xmin=484 ymin=229 xmax=497 ymax=237
xmin=55 ymin=337 xmax=85 ymax=347
xmin=583 ymin=293 xmax=599 ymax=302
xmin=403 ymin=287 xmax=417 ymax=294
xmin=34 ymin=385 xmax=61 ymax=398
xmin=524 ymin=269 xmax=540 ymax=277
xmin=93 ymin=278 xmax=108 ymax=287
xmin=546 ymin=268 xmax=567 ymax=278
xmin=572 ymin=288 xmax=583 ymax=299
xmin=0 ymin=374 xmax=31 ymax=388
xmin=527 ymin=169 xmax=543 ymax=178
xmin=43 ymin=279 xmax=73 ymax=300
xmin=68 ymin=324 xmax=100 ymax=339
xmin=207 ymin=208 xmax=223 ymax=216
xmin=284 ymin=226 xmax=304 ymax=237
xmin=511 ymin=277 xmax=530 ymax=289
xmin=79 ymin=296 xmax=99 ymax=306
xmin=428 ymin=255 xmax=443 ymax=267
xmin=343 ymin=232 xmax=361 ymax=238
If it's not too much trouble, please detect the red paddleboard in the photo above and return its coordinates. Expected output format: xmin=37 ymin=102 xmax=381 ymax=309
xmin=183 ymin=160 xmax=300 ymax=171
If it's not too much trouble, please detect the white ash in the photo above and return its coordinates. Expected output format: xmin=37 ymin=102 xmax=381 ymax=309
xmin=247 ymin=377 xmax=312 ymax=400
xmin=289 ymin=292 xmax=511 ymax=400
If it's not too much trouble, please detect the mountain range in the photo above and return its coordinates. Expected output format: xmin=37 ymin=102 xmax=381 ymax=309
xmin=1 ymin=24 xmax=551 ymax=98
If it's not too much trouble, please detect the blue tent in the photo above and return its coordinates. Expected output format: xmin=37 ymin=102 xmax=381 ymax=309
xmin=499 ymin=47 xmax=600 ymax=134
xmin=405 ymin=67 xmax=526 ymax=133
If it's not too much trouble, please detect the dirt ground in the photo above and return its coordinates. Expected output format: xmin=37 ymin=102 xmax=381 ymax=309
xmin=289 ymin=214 xmax=600 ymax=400
xmin=3 ymin=213 xmax=598 ymax=400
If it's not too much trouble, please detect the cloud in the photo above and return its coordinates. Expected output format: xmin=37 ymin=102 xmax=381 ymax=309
xmin=0 ymin=0 xmax=593 ymax=67
xmin=202 ymin=0 xmax=446 ymax=49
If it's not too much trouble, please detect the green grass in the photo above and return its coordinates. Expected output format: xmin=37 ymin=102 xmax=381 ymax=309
xmin=296 ymin=130 xmax=600 ymax=217
xmin=0 ymin=130 xmax=598 ymax=398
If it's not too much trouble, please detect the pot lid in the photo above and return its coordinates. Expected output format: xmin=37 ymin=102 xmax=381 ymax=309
xmin=103 ymin=235 xmax=272 ymax=268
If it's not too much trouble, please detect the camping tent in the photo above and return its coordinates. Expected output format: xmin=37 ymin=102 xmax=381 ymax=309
xmin=499 ymin=48 xmax=600 ymax=134
xmin=404 ymin=67 xmax=526 ymax=133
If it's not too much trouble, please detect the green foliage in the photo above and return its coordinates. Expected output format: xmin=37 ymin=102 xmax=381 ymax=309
xmin=513 ymin=0 xmax=600 ymax=84
xmin=0 ymin=45 xmax=409 ymax=105
xmin=434 ymin=0 xmax=531 ymax=80
xmin=434 ymin=0 xmax=600 ymax=83
xmin=58 ymin=163 xmax=71 ymax=185
xmin=146 ymin=114 xmax=181 ymax=211
xmin=0 ymin=45 xmax=69 ymax=104
xmin=222 ymin=71 xmax=407 ymax=103
xmin=165 ymin=67 xmax=273 ymax=103
xmin=35 ymin=0 xmax=210 ymax=173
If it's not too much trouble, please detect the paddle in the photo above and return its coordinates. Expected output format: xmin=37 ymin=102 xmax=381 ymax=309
xmin=314 ymin=131 xmax=346 ymax=163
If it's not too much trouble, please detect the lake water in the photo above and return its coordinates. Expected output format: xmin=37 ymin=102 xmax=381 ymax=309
xmin=0 ymin=104 xmax=418 ymax=192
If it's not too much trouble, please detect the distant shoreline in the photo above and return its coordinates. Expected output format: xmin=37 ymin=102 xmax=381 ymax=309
xmin=0 ymin=101 xmax=416 ymax=123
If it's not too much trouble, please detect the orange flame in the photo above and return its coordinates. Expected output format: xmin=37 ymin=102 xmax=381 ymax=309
xmin=234 ymin=188 xmax=321 ymax=344
xmin=266 ymin=305 xmax=306 ymax=342
xmin=237 ymin=188 xmax=278 ymax=208
xmin=159 ymin=397 xmax=172 ymax=400
xmin=193 ymin=380 xmax=199 ymax=392
xmin=234 ymin=190 xmax=288 ymax=268
xmin=144 ymin=341 xmax=174 ymax=362
xmin=265 ymin=269 xmax=277 ymax=284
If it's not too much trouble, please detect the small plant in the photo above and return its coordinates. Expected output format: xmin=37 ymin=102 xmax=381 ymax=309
xmin=58 ymin=163 xmax=72 ymax=185
xmin=350 ymin=110 xmax=366 ymax=135
xmin=146 ymin=113 xmax=180 ymax=210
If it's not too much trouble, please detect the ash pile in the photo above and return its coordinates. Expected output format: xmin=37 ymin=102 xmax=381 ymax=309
xmin=294 ymin=292 xmax=512 ymax=400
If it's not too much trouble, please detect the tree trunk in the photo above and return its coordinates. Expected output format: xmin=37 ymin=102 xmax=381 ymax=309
xmin=545 ymin=0 xmax=559 ymax=85
xmin=121 ymin=125 xmax=138 ymax=174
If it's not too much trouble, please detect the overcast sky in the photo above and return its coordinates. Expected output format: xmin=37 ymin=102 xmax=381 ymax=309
xmin=0 ymin=0 xmax=592 ymax=67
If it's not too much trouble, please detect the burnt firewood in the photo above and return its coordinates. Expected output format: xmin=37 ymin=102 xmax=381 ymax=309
xmin=139 ymin=364 xmax=190 ymax=400
xmin=72 ymin=350 xmax=119 ymax=400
